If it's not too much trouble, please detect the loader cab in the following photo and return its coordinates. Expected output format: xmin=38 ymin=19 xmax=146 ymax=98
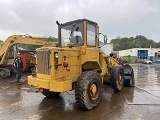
xmin=57 ymin=19 xmax=100 ymax=48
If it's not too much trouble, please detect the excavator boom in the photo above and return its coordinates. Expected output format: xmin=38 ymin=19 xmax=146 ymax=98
xmin=0 ymin=35 xmax=56 ymax=64
xmin=0 ymin=35 xmax=57 ymax=78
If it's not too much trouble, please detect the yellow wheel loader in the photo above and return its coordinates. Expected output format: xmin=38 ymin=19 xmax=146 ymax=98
xmin=28 ymin=19 xmax=134 ymax=110
xmin=0 ymin=35 xmax=56 ymax=78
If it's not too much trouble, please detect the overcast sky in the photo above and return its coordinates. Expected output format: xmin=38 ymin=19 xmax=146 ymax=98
xmin=0 ymin=0 xmax=160 ymax=42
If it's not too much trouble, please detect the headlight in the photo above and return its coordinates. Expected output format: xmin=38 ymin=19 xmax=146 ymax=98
xmin=54 ymin=52 xmax=58 ymax=58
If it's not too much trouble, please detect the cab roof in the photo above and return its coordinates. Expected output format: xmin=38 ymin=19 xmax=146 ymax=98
xmin=60 ymin=19 xmax=98 ymax=27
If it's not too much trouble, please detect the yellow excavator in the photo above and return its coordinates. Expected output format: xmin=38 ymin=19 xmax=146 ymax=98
xmin=0 ymin=35 xmax=56 ymax=78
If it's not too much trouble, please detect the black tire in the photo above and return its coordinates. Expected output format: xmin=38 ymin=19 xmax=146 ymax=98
xmin=110 ymin=65 xmax=124 ymax=92
xmin=41 ymin=89 xmax=60 ymax=98
xmin=0 ymin=68 xmax=11 ymax=79
xmin=75 ymin=71 xmax=102 ymax=110
xmin=124 ymin=68 xmax=135 ymax=87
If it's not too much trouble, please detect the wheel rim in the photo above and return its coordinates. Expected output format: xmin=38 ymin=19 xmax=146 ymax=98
xmin=89 ymin=81 xmax=99 ymax=101
xmin=0 ymin=70 xmax=5 ymax=76
xmin=118 ymin=71 xmax=123 ymax=85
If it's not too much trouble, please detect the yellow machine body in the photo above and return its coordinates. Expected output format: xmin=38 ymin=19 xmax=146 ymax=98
xmin=28 ymin=19 xmax=119 ymax=92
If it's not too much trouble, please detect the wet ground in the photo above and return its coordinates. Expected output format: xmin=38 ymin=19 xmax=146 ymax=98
xmin=0 ymin=63 xmax=160 ymax=120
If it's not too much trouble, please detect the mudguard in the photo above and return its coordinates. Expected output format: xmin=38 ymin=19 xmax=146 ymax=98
xmin=122 ymin=63 xmax=135 ymax=87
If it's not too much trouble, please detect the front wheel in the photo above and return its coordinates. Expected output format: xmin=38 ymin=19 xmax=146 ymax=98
xmin=75 ymin=71 xmax=102 ymax=110
xmin=41 ymin=89 xmax=60 ymax=98
xmin=110 ymin=65 xmax=124 ymax=92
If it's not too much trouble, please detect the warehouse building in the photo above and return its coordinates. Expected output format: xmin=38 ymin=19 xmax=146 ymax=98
xmin=119 ymin=48 xmax=160 ymax=63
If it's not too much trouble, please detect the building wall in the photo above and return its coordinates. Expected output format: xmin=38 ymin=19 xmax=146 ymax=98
xmin=119 ymin=49 xmax=136 ymax=57
xmin=119 ymin=48 xmax=160 ymax=62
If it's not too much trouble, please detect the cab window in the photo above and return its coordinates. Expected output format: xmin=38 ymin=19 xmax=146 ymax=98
xmin=61 ymin=23 xmax=83 ymax=46
xmin=87 ymin=23 xmax=96 ymax=46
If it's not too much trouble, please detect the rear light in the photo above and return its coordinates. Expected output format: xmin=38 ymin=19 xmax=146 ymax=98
xmin=63 ymin=62 xmax=68 ymax=67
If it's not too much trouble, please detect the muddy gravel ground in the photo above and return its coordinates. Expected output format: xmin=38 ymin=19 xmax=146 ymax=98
xmin=0 ymin=63 xmax=160 ymax=120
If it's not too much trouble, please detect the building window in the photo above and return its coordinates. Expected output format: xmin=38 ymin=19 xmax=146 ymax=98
xmin=138 ymin=50 xmax=148 ymax=53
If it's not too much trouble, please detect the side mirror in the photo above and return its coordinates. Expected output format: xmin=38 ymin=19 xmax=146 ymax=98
xmin=99 ymin=33 xmax=107 ymax=44
xmin=104 ymin=35 xmax=107 ymax=44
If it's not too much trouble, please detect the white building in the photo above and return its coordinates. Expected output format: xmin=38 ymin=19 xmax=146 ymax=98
xmin=119 ymin=48 xmax=160 ymax=62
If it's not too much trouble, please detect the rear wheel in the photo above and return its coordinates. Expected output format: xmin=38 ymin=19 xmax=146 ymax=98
xmin=75 ymin=71 xmax=102 ymax=110
xmin=41 ymin=89 xmax=60 ymax=98
xmin=110 ymin=65 xmax=124 ymax=91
